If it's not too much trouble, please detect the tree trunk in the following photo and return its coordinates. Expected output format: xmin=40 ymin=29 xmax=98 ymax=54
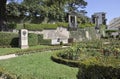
xmin=0 ymin=0 xmax=7 ymax=31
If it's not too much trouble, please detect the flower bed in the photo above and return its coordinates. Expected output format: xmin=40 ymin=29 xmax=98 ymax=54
xmin=51 ymin=40 xmax=120 ymax=79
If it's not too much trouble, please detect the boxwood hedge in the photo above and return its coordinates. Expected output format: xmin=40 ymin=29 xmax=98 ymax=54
xmin=0 ymin=32 xmax=52 ymax=48
xmin=0 ymin=32 xmax=19 ymax=47
xmin=38 ymin=34 xmax=51 ymax=45
xmin=77 ymin=65 xmax=120 ymax=79
xmin=28 ymin=33 xmax=38 ymax=46
xmin=23 ymin=22 xmax=68 ymax=31
xmin=51 ymin=49 xmax=120 ymax=79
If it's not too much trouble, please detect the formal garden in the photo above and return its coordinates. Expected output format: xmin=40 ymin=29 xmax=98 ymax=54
xmin=52 ymin=39 xmax=120 ymax=79
xmin=0 ymin=33 xmax=120 ymax=79
xmin=0 ymin=0 xmax=120 ymax=79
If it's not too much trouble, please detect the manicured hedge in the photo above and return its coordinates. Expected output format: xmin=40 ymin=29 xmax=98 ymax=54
xmin=78 ymin=23 xmax=95 ymax=28
xmin=51 ymin=50 xmax=80 ymax=67
xmin=24 ymin=22 xmax=68 ymax=31
xmin=28 ymin=33 xmax=38 ymax=46
xmin=15 ymin=46 xmax=63 ymax=56
xmin=77 ymin=65 xmax=120 ymax=79
xmin=0 ymin=32 xmax=19 ymax=47
xmin=38 ymin=34 xmax=51 ymax=45
xmin=52 ymin=51 xmax=120 ymax=79
xmin=28 ymin=33 xmax=51 ymax=46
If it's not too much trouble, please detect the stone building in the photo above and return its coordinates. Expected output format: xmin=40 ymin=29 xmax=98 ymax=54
xmin=68 ymin=12 xmax=78 ymax=30
xmin=108 ymin=17 xmax=120 ymax=37
xmin=91 ymin=12 xmax=107 ymax=29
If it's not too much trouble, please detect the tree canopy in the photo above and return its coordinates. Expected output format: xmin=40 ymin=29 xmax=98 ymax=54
xmin=0 ymin=0 xmax=88 ymax=30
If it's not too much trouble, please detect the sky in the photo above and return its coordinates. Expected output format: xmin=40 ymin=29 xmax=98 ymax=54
xmin=85 ymin=0 xmax=120 ymax=24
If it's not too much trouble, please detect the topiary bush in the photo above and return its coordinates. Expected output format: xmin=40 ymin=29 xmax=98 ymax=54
xmin=0 ymin=32 xmax=19 ymax=47
xmin=28 ymin=33 xmax=38 ymax=46
xmin=77 ymin=65 xmax=120 ymax=79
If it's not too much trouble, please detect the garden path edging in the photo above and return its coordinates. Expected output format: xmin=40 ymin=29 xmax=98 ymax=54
xmin=0 ymin=54 xmax=17 ymax=60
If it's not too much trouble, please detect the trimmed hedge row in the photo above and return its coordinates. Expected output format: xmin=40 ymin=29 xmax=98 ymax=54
xmin=77 ymin=65 xmax=120 ymax=79
xmin=0 ymin=32 xmax=51 ymax=47
xmin=0 ymin=32 xmax=19 ymax=47
xmin=28 ymin=33 xmax=38 ymax=46
xmin=11 ymin=45 xmax=62 ymax=56
xmin=51 ymin=50 xmax=80 ymax=67
xmin=24 ymin=22 xmax=68 ymax=31
xmin=51 ymin=51 xmax=120 ymax=79
xmin=28 ymin=33 xmax=51 ymax=46
xmin=38 ymin=34 xmax=51 ymax=45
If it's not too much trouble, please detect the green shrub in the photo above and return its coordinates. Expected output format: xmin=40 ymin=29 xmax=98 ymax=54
xmin=42 ymin=23 xmax=57 ymax=29
xmin=7 ymin=22 xmax=17 ymax=29
xmin=77 ymin=65 xmax=120 ymax=79
xmin=38 ymin=34 xmax=51 ymax=45
xmin=51 ymin=50 xmax=80 ymax=67
xmin=56 ymin=22 xmax=68 ymax=28
xmin=24 ymin=23 xmax=68 ymax=31
xmin=28 ymin=33 xmax=38 ymax=46
xmin=0 ymin=32 xmax=19 ymax=47
xmin=52 ymin=40 xmax=120 ymax=67
xmin=15 ymin=46 xmax=63 ymax=56
xmin=78 ymin=23 xmax=95 ymax=28
xmin=24 ymin=23 xmax=43 ymax=31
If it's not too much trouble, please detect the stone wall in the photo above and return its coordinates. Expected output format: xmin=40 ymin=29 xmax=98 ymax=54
xmin=14 ymin=27 xmax=99 ymax=45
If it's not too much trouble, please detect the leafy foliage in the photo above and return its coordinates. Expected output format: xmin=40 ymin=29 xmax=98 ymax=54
xmin=7 ymin=22 xmax=17 ymax=29
xmin=38 ymin=34 xmax=51 ymax=45
xmin=77 ymin=65 xmax=120 ymax=79
xmin=0 ymin=32 xmax=19 ymax=47
xmin=52 ymin=39 xmax=120 ymax=67
xmin=28 ymin=33 xmax=38 ymax=46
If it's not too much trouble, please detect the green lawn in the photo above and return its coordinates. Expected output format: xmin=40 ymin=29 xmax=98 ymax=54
xmin=0 ymin=45 xmax=50 ymax=55
xmin=0 ymin=51 xmax=78 ymax=79
xmin=0 ymin=48 xmax=20 ymax=55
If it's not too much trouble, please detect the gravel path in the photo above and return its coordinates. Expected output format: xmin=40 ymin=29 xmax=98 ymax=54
xmin=0 ymin=54 xmax=17 ymax=60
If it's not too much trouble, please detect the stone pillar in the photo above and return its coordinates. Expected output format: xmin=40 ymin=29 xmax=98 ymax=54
xmin=68 ymin=15 xmax=77 ymax=29
xmin=19 ymin=29 xmax=29 ymax=49
xmin=102 ymin=30 xmax=105 ymax=37
xmin=68 ymin=15 xmax=71 ymax=27
xmin=86 ymin=31 xmax=90 ymax=40
xmin=75 ymin=16 xmax=77 ymax=28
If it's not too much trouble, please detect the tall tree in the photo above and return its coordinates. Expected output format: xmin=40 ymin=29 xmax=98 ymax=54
xmin=66 ymin=0 xmax=87 ymax=12
xmin=0 ymin=0 xmax=7 ymax=31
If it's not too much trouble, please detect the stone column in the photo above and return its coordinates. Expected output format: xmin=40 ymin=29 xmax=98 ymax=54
xmin=86 ymin=31 xmax=90 ymax=40
xmin=68 ymin=15 xmax=71 ymax=27
xmin=19 ymin=29 xmax=29 ymax=49
xmin=75 ymin=16 xmax=77 ymax=28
